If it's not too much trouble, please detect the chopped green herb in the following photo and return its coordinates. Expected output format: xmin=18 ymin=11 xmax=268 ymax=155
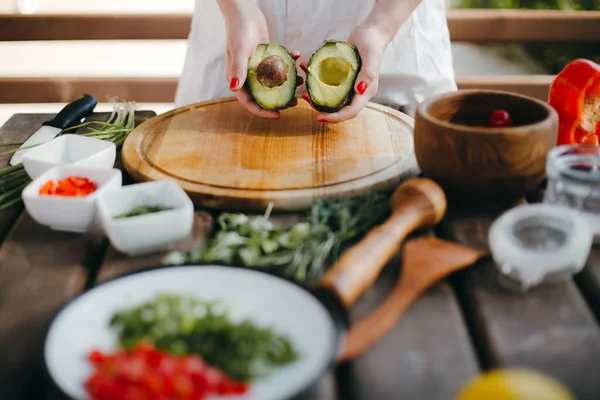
xmin=109 ymin=294 xmax=298 ymax=382
xmin=115 ymin=205 xmax=170 ymax=219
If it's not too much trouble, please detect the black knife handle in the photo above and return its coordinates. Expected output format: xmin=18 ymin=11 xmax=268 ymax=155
xmin=42 ymin=94 xmax=98 ymax=130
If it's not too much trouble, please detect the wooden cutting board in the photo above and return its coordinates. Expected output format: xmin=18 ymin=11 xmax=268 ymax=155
xmin=122 ymin=97 xmax=419 ymax=211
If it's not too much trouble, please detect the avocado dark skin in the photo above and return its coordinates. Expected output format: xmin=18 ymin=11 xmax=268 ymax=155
xmin=245 ymin=43 xmax=297 ymax=110
xmin=256 ymin=55 xmax=287 ymax=88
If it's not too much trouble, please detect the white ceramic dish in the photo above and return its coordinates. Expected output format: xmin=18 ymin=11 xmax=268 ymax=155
xmin=96 ymin=180 xmax=194 ymax=256
xmin=44 ymin=266 xmax=336 ymax=400
xmin=22 ymin=166 xmax=122 ymax=233
xmin=22 ymin=135 xmax=116 ymax=179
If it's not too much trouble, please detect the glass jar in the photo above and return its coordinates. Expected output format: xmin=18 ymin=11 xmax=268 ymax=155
xmin=544 ymin=144 xmax=600 ymax=242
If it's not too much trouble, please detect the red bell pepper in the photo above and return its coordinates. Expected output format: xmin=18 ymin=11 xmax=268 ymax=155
xmin=38 ymin=176 xmax=98 ymax=197
xmin=548 ymin=59 xmax=600 ymax=146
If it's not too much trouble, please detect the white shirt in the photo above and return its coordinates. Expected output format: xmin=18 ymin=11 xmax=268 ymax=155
xmin=175 ymin=0 xmax=457 ymax=110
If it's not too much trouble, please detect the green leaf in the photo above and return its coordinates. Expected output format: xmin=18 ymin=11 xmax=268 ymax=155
xmin=239 ymin=246 xmax=262 ymax=266
xmin=261 ymin=239 xmax=280 ymax=254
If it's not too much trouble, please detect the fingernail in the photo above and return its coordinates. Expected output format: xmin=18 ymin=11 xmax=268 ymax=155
xmin=357 ymin=81 xmax=367 ymax=95
xmin=318 ymin=118 xmax=327 ymax=123
xmin=229 ymin=78 xmax=239 ymax=90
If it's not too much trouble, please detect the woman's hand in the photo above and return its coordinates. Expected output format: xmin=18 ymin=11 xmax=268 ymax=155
xmin=218 ymin=0 xmax=301 ymax=120
xmin=301 ymin=26 xmax=389 ymax=124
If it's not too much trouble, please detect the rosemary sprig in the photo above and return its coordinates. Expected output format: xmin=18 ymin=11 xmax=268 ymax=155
xmin=0 ymin=98 xmax=136 ymax=210
xmin=163 ymin=192 xmax=392 ymax=285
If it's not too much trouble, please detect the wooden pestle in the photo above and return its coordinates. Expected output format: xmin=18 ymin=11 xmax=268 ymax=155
xmin=319 ymin=178 xmax=448 ymax=308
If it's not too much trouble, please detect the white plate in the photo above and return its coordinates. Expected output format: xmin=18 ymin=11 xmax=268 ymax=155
xmin=44 ymin=266 xmax=338 ymax=400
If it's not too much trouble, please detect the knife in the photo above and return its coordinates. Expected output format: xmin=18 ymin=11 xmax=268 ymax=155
xmin=10 ymin=94 xmax=98 ymax=166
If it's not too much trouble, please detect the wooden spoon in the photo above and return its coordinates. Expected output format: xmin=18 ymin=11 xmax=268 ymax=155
xmin=339 ymin=236 xmax=488 ymax=361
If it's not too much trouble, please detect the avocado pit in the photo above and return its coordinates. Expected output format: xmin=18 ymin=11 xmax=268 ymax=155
xmin=318 ymin=57 xmax=351 ymax=86
xmin=256 ymin=55 xmax=288 ymax=88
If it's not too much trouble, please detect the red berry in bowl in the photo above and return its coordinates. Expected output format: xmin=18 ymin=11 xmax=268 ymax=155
xmin=489 ymin=109 xmax=513 ymax=127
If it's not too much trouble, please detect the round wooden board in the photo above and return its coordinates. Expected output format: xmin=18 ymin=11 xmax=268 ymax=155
xmin=122 ymin=97 xmax=419 ymax=211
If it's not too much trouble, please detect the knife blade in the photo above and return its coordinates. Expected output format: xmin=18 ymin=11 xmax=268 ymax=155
xmin=10 ymin=94 xmax=98 ymax=166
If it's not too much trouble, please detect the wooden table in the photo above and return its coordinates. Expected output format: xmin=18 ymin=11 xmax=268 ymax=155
xmin=1 ymin=111 xmax=599 ymax=400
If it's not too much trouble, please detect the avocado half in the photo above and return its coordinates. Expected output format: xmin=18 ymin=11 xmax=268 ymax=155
xmin=246 ymin=43 xmax=297 ymax=110
xmin=306 ymin=41 xmax=362 ymax=113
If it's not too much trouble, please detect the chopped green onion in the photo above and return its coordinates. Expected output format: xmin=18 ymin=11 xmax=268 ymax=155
xmin=163 ymin=192 xmax=391 ymax=285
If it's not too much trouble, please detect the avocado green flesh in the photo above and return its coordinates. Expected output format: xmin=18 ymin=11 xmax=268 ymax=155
xmin=307 ymin=41 xmax=361 ymax=112
xmin=246 ymin=43 xmax=297 ymax=110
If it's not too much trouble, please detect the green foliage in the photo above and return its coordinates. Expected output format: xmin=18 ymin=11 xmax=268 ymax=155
xmin=454 ymin=0 xmax=600 ymax=74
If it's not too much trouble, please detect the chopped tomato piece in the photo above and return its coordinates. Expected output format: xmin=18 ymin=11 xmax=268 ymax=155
xmin=489 ymin=109 xmax=513 ymax=127
xmin=85 ymin=342 xmax=250 ymax=400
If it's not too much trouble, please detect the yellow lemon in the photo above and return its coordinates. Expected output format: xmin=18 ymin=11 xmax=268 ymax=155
xmin=455 ymin=368 xmax=576 ymax=400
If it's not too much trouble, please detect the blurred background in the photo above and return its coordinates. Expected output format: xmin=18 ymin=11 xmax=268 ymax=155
xmin=0 ymin=0 xmax=598 ymax=125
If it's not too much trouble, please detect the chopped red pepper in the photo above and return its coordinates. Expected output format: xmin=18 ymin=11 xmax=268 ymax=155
xmin=39 ymin=180 xmax=55 ymax=195
xmin=38 ymin=176 xmax=98 ymax=197
xmin=548 ymin=58 xmax=600 ymax=145
xmin=85 ymin=342 xmax=250 ymax=400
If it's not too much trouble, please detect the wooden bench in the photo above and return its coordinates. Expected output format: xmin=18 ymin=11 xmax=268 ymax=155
xmin=0 ymin=10 xmax=599 ymax=104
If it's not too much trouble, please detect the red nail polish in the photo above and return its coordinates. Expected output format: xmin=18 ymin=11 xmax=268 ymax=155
xmin=318 ymin=118 xmax=327 ymax=123
xmin=229 ymin=78 xmax=239 ymax=90
xmin=357 ymin=81 xmax=367 ymax=95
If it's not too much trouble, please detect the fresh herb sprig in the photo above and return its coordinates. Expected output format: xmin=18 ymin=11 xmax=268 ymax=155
xmin=163 ymin=193 xmax=391 ymax=285
xmin=0 ymin=99 xmax=136 ymax=210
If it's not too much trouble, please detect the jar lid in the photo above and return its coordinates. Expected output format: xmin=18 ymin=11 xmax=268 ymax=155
xmin=488 ymin=203 xmax=593 ymax=292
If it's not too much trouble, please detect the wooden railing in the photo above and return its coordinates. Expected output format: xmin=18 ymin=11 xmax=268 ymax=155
xmin=1 ymin=10 xmax=599 ymax=104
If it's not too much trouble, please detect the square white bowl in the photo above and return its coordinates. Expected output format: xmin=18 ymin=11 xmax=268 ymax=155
xmin=22 ymin=166 xmax=123 ymax=233
xmin=96 ymin=180 xmax=194 ymax=257
xmin=22 ymin=135 xmax=116 ymax=180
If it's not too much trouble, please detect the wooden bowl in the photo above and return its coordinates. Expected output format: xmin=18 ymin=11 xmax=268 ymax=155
xmin=414 ymin=90 xmax=558 ymax=210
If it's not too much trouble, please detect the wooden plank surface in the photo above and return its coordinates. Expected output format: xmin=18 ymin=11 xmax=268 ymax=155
xmin=575 ymin=248 xmax=600 ymax=322
xmin=0 ymin=114 xmax=34 ymax=240
xmin=0 ymin=76 xmax=554 ymax=104
xmin=0 ymin=14 xmax=192 ymax=41
xmin=447 ymin=10 xmax=600 ymax=43
xmin=0 ymin=77 xmax=177 ymax=104
xmin=349 ymin=253 xmax=480 ymax=400
xmin=438 ymin=208 xmax=600 ymax=400
xmin=457 ymin=75 xmax=554 ymax=102
xmin=1 ymin=11 xmax=599 ymax=42
xmin=0 ymin=114 xmax=103 ymax=399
